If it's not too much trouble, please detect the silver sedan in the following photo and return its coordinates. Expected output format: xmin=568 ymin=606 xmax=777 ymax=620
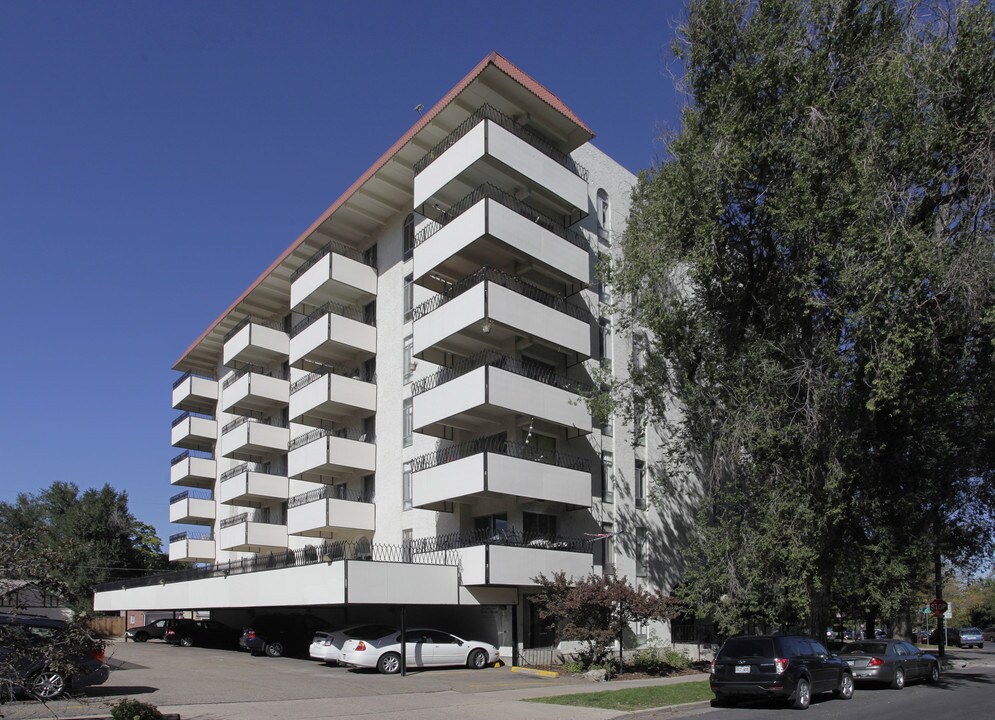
xmin=838 ymin=640 xmax=940 ymax=689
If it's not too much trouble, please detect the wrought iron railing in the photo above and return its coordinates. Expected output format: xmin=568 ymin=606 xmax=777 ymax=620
xmin=409 ymin=433 xmax=592 ymax=474
xmin=288 ymin=426 xmax=371 ymax=452
xmin=289 ymin=364 xmax=375 ymax=395
xmin=171 ymin=411 xmax=214 ymax=428
xmin=170 ymin=449 xmax=214 ymax=466
xmin=168 ymin=531 xmax=213 ymax=543
xmin=223 ymin=315 xmax=288 ymax=344
xmin=411 ymin=349 xmax=594 ymax=396
xmin=288 ymin=485 xmax=373 ymax=509
xmin=412 ymin=103 xmax=589 ymax=181
xmin=410 ymin=527 xmax=590 ymax=554
xmin=222 ymin=364 xmax=290 ymax=389
xmin=169 ymin=489 xmax=213 ymax=504
xmin=172 ymin=370 xmax=216 ymax=389
xmin=220 ymin=415 xmax=289 ymax=435
xmin=289 ymin=299 xmax=373 ymax=337
xmin=413 ymin=182 xmax=589 ymax=253
xmin=219 ymin=461 xmax=279 ymax=482
xmin=290 ymin=238 xmax=373 ymax=282
xmin=411 ymin=267 xmax=591 ymax=324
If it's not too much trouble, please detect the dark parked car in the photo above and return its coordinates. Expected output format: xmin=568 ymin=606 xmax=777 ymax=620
xmin=838 ymin=640 xmax=939 ymax=688
xmin=983 ymin=627 xmax=995 ymax=643
xmin=710 ymin=634 xmax=854 ymax=709
xmin=126 ymin=618 xmax=182 ymax=643
xmin=239 ymin=614 xmax=331 ymax=658
xmin=0 ymin=613 xmax=109 ymax=701
xmin=164 ymin=619 xmax=240 ymax=648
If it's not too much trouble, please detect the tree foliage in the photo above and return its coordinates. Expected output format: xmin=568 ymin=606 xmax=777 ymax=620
xmin=609 ymin=0 xmax=995 ymax=636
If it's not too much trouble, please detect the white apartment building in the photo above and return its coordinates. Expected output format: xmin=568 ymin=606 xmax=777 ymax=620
xmin=94 ymin=53 xmax=691 ymax=658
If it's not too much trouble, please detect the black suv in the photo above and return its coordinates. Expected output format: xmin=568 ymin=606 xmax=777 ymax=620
xmin=710 ymin=634 xmax=854 ymax=709
xmin=126 ymin=617 xmax=181 ymax=642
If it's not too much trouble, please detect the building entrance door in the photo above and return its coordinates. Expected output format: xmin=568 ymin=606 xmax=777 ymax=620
xmin=524 ymin=596 xmax=555 ymax=648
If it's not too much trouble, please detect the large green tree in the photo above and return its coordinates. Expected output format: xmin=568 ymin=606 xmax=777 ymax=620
xmin=609 ymin=0 xmax=995 ymax=636
xmin=0 ymin=482 xmax=168 ymax=611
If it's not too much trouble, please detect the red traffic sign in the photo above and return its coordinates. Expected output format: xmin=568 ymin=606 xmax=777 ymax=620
xmin=929 ymin=598 xmax=949 ymax=616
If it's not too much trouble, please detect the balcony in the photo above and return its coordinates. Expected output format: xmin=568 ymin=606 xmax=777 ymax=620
xmin=169 ymin=490 xmax=216 ymax=526
xmin=413 ymin=184 xmax=590 ymax=293
xmin=290 ymin=239 xmax=377 ymax=311
xmin=168 ymin=532 xmax=215 ymax=563
xmin=222 ymin=317 xmax=289 ymax=368
xmin=289 ymin=366 xmax=376 ymax=427
xmin=219 ymin=417 xmax=289 ymax=461
xmin=412 ymin=351 xmax=593 ymax=438
xmin=287 ymin=486 xmax=375 ymax=540
xmin=409 ymin=433 xmax=592 ymax=508
xmin=170 ymin=450 xmax=216 ymax=490
xmin=171 ymin=412 xmax=217 ymax=453
xmin=411 ymin=530 xmax=592 ymax=586
xmin=218 ymin=513 xmax=288 ymax=553
xmin=172 ymin=372 xmax=218 ymax=414
xmin=220 ymin=366 xmax=290 ymax=415
xmin=413 ymin=104 xmax=589 ymax=215
xmin=289 ymin=301 xmax=376 ymax=370
xmin=412 ymin=268 xmax=592 ymax=362
xmin=218 ymin=463 xmax=289 ymax=508
xmin=288 ymin=428 xmax=376 ymax=483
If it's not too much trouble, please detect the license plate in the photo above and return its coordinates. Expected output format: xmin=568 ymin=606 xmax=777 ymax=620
xmin=735 ymin=665 xmax=751 ymax=674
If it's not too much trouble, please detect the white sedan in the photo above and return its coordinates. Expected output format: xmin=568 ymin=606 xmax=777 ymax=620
xmin=339 ymin=628 xmax=500 ymax=674
xmin=309 ymin=624 xmax=397 ymax=663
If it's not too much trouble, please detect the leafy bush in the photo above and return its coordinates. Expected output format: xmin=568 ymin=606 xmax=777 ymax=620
xmin=111 ymin=699 xmax=163 ymax=720
xmin=563 ymin=659 xmax=585 ymax=673
xmin=630 ymin=646 xmax=692 ymax=674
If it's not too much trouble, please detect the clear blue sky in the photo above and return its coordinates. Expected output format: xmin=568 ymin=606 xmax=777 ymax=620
xmin=0 ymin=0 xmax=687 ymax=545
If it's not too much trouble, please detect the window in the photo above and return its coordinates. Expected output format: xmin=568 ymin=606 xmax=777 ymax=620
xmin=362 ymin=475 xmax=375 ymax=502
xmin=596 ymin=189 xmax=610 ymax=241
xmin=403 ymin=274 xmax=414 ymax=322
xmin=632 ymin=331 xmax=647 ymax=372
xmin=635 ymin=526 xmax=647 ymax=577
xmin=363 ymin=242 xmax=378 ymax=268
xmin=403 ymin=334 xmax=414 ymax=383
xmin=599 ymin=319 xmax=612 ymax=369
xmin=403 ymin=213 xmax=415 ymax=261
xmin=600 ymin=414 xmax=614 ymax=437
xmin=593 ymin=522 xmax=614 ymax=573
xmin=402 ymin=463 xmax=412 ymax=510
xmin=403 ymin=397 xmax=413 ymax=446
xmin=333 ymin=483 xmax=347 ymax=500
xmin=598 ymin=252 xmax=612 ymax=305
xmin=523 ymin=511 xmax=556 ymax=538
xmin=474 ymin=513 xmax=509 ymax=538
xmin=635 ymin=460 xmax=646 ymax=509
xmin=601 ymin=451 xmax=614 ymax=503
xmin=402 ymin=529 xmax=412 ymax=562
xmin=523 ymin=428 xmax=556 ymax=459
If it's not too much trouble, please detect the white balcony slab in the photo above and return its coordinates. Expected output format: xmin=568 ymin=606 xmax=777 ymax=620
xmin=291 ymin=251 xmax=377 ymax=310
xmin=414 ymin=365 xmax=591 ymax=436
xmin=287 ymin=498 xmax=375 ymax=540
xmin=411 ymin=452 xmax=591 ymax=508
xmin=218 ymin=471 xmax=289 ymax=507
xmin=168 ymin=497 xmax=216 ymax=526
xmin=290 ymin=374 xmax=376 ymax=426
xmin=453 ymin=543 xmax=592 ymax=586
xmin=414 ymin=119 xmax=587 ymax=213
xmin=289 ymin=315 xmax=376 ymax=368
xmin=413 ymin=281 xmax=591 ymax=360
xmin=221 ymin=373 xmax=289 ymax=415
xmin=171 ymin=416 xmax=217 ymax=451
xmin=288 ymin=436 xmax=376 ymax=482
xmin=219 ymin=422 xmax=288 ymax=460
xmin=170 ymin=455 xmax=216 ymax=489
xmin=223 ymin=323 xmax=289 ymax=368
xmin=172 ymin=375 xmax=218 ymax=414
xmin=167 ymin=538 xmax=215 ymax=563
xmin=218 ymin=521 xmax=288 ymax=553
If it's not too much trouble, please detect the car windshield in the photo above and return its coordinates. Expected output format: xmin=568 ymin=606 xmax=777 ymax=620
xmin=841 ymin=643 xmax=887 ymax=654
xmin=718 ymin=637 xmax=775 ymax=659
xmin=962 ymin=628 xmax=982 ymax=634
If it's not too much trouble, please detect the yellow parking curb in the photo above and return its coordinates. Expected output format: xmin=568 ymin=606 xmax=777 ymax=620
xmin=510 ymin=666 xmax=560 ymax=678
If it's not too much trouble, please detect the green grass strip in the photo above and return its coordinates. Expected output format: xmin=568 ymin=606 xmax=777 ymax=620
xmin=524 ymin=680 xmax=714 ymax=711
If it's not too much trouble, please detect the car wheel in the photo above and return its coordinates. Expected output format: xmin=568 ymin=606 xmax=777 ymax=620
xmin=891 ymin=667 xmax=905 ymax=690
xmin=467 ymin=648 xmax=489 ymax=669
xmin=928 ymin=663 xmax=940 ymax=684
xmin=791 ymin=677 xmax=811 ymax=710
xmin=29 ymin=671 xmax=66 ymax=701
xmin=377 ymin=652 xmax=402 ymax=674
xmin=834 ymin=672 xmax=854 ymax=699
xmin=179 ymin=636 xmax=194 ymax=647
xmin=265 ymin=641 xmax=284 ymax=658
xmin=134 ymin=632 xmax=149 ymax=643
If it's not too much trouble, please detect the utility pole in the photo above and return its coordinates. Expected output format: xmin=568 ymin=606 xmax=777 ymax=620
xmin=934 ymin=550 xmax=945 ymax=659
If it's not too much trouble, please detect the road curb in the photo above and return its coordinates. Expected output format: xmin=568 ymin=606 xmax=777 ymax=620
xmin=510 ymin=666 xmax=561 ymax=678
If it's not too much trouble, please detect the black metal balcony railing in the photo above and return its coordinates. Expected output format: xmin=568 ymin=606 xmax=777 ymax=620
xmin=222 ymin=364 xmax=290 ymax=390
xmin=172 ymin=370 xmax=216 ymax=390
xmin=171 ymin=411 xmax=215 ymax=428
xmin=170 ymin=449 xmax=214 ymax=466
xmin=287 ymin=485 xmax=373 ymax=509
xmin=290 ymin=238 xmax=375 ymax=283
xmin=220 ymin=415 xmax=289 ymax=435
xmin=223 ymin=315 xmax=288 ymax=344
xmin=169 ymin=489 xmax=214 ymax=504
xmin=288 ymin=426 xmax=372 ymax=452
xmin=411 ymin=349 xmax=595 ymax=397
xmin=220 ymin=511 xmax=282 ymax=529
xmin=289 ymin=364 xmax=375 ymax=395
xmin=412 ymin=103 xmax=589 ymax=182
xmin=410 ymin=527 xmax=589 ymax=555
xmin=409 ymin=432 xmax=592 ymax=474
xmin=219 ymin=461 xmax=281 ymax=482
xmin=413 ymin=182 xmax=589 ymax=253
xmin=168 ymin=531 xmax=214 ymax=543
xmin=411 ymin=266 xmax=592 ymax=324
xmin=289 ymin=299 xmax=373 ymax=338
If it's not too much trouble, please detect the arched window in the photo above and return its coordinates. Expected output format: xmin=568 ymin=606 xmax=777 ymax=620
xmin=403 ymin=213 xmax=414 ymax=260
xmin=596 ymin=189 xmax=610 ymax=242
